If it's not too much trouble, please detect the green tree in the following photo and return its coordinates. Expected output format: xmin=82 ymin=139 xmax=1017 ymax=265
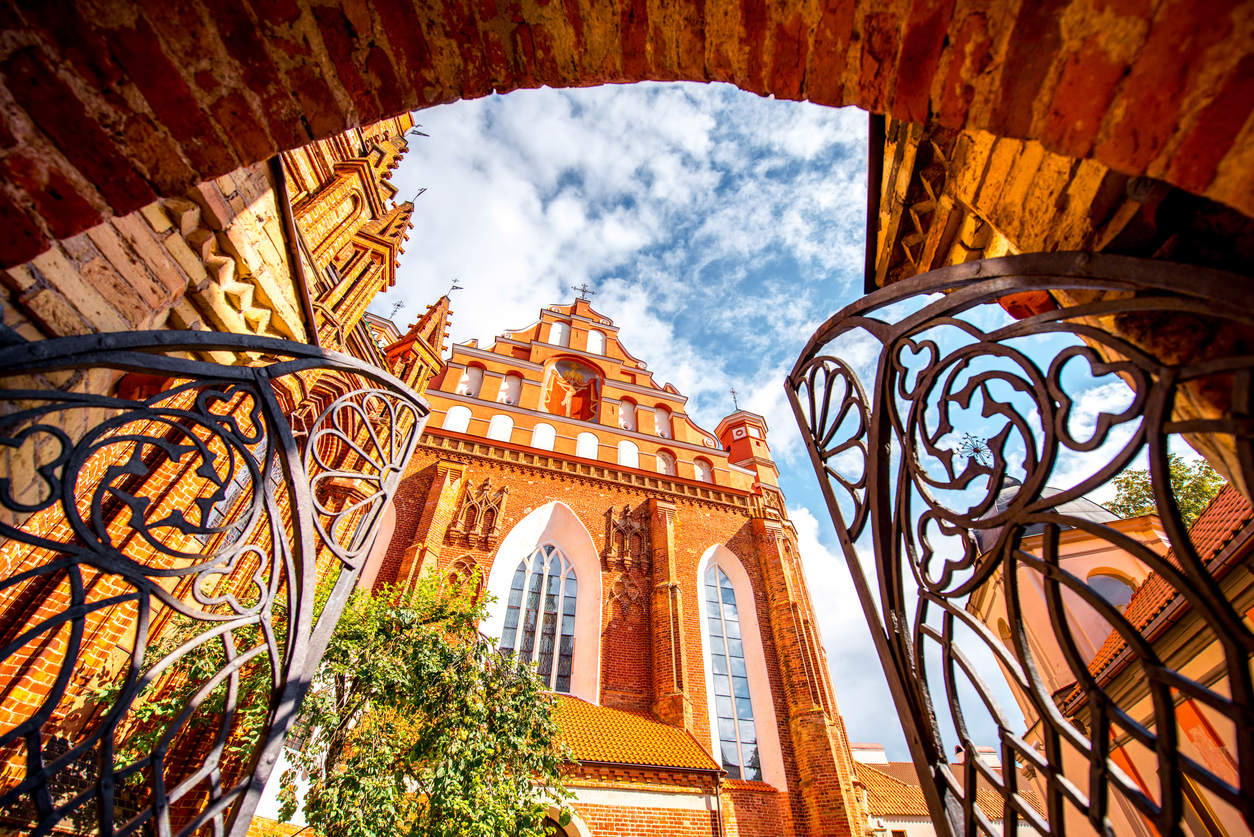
xmin=277 ymin=573 xmax=572 ymax=837
xmin=1106 ymin=453 xmax=1226 ymax=527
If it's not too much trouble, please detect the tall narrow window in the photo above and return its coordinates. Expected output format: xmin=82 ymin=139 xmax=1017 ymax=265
xmin=705 ymin=566 xmax=761 ymax=781
xmin=500 ymin=545 xmax=578 ymax=693
xmin=549 ymin=321 xmax=570 ymax=347
xmin=654 ymin=405 xmax=672 ymax=438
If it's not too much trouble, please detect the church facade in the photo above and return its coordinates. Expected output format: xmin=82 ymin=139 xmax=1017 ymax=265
xmin=366 ymin=296 xmax=867 ymax=837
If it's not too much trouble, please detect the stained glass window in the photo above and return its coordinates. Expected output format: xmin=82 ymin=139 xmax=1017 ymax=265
xmin=500 ymin=545 xmax=578 ymax=693
xmin=705 ymin=566 xmax=761 ymax=781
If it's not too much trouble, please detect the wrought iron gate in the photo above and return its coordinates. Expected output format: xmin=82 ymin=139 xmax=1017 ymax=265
xmin=789 ymin=253 xmax=1253 ymax=837
xmin=0 ymin=330 xmax=428 ymax=837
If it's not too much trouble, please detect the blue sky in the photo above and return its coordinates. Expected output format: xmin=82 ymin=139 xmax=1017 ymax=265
xmin=366 ymin=80 xmax=923 ymax=758
xmin=363 ymin=81 xmax=1160 ymax=764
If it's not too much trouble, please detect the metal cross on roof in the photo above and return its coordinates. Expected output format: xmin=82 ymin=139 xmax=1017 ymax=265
xmin=730 ymin=388 xmax=738 ymax=409
xmin=389 ymin=301 xmax=405 ymax=319
xmin=572 ymin=283 xmax=597 ymax=300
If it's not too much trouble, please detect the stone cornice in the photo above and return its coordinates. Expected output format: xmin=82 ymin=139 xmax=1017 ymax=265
xmin=418 ymin=430 xmax=769 ymax=515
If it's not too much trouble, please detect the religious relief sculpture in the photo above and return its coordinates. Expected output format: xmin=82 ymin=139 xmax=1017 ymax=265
xmin=543 ymin=359 xmax=601 ymax=421
xmin=602 ymin=504 xmax=650 ymax=572
xmin=446 ymin=478 xmax=509 ymax=547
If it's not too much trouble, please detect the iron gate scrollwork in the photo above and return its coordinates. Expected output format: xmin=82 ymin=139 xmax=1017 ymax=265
xmin=0 ymin=330 xmax=428 ymax=837
xmin=788 ymin=253 xmax=1254 ymax=837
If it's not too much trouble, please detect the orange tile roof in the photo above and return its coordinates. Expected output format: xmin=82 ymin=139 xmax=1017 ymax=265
xmin=554 ymin=696 xmax=721 ymax=771
xmin=1085 ymin=485 xmax=1253 ymax=682
xmin=861 ymin=762 xmax=1044 ymax=821
xmin=860 ymin=765 xmax=933 ymax=817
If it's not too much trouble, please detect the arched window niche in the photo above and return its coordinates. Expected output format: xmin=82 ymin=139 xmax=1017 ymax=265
xmin=498 ymin=373 xmax=523 ymax=406
xmin=455 ymin=364 xmax=484 ymax=398
xmin=696 ymin=545 xmax=787 ymax=789
xmin=483 ymin=502 xmax=602 ymax=703
xmin=442 ymin=405 xmax=472 ymax=434
xmin=575 ymin=432 xmax=599 ymax=460
xmin=694 ymin=457 xmax=715 ymax=484
xmin=654 ymin=405 xmax=672 ymax=438
xmin=486 ymin=414 xmax=514 ymax=442
xmin=656 ymin=450 xmax=677 ymax=476
xmin=617 ymin=440 xmax=639 ymax=469
xmin=618 ymin=398 xmax=638 ymax=431
xmin=587 ymin=329 xmax=606 ymax=355
xmin=531 ymin=422 xmax=557 ymax=451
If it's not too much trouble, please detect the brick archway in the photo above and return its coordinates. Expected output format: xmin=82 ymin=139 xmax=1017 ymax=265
xmin=0 ymin=0 xmax=1250 ymax=268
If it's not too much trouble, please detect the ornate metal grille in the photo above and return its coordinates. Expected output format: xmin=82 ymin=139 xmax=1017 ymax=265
xmin=0 ymin=330 xmax=428 ymax=837
xmin=788 ymin=253 xmax=1253 ymax=837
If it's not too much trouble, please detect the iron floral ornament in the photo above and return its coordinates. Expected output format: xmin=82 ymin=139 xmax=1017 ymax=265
xmin=0 ymin=330 xmax=427 ymax=837
xmin=788 ymin=253 xmax=1253 ymax=837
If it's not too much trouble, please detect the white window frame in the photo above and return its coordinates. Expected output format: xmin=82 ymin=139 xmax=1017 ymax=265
xmin=696 ymin=545 xmax=787 ymax=789
xmin=483 ymin=501 xmax=602 ymax=703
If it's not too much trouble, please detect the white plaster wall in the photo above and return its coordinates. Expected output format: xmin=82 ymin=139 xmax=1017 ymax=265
xmin=696 ymin=544 xmax=787 ymax=791
xmin=482 ymin=502 xmax=603 ymax=703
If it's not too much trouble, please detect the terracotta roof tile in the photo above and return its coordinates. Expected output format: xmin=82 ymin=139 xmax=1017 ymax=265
xmin=554 ymin=696 xmax=720 ymax=771
xmin=1086 ymin=485 xmax=1253 ymax=681
xmin=860 ymin=765 xmax=933 ymax=817
xmin=861 ymin=762 xmax=1044 ymax=820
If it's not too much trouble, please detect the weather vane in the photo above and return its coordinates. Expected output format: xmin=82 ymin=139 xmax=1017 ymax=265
xmin=410 ymin=187 xmax=427 ymax=202
xmin=730 ymin=388 xmax=739 ymax=409
xmin=389 ymin=300 xmax=405 ymax=319
xmin=449 ymin=281 xmax=464 ymax=294
xmin=572 ymin=283 xmax=596 ymax=300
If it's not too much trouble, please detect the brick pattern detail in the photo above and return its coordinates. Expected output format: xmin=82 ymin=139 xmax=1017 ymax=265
xmin=0 ymin=114 xmax=445 ymax=833
xmin=0 ymin=0 xmax=1250 ymax=269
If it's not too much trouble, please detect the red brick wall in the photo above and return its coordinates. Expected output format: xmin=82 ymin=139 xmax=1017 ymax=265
xmin=375 ymin=428 xmax=865 ymax=836
xmin=0 ymin=0 xmax=1250 ymax=268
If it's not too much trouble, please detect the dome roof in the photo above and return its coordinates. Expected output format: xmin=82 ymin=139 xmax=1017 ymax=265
xmin=975 ymin=478 xmax=1117 ymax=553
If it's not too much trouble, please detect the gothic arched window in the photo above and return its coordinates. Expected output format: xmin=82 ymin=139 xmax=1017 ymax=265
xmin=500 ymin=546 xmax=579 ymax=693
xmin=705 ymin=566 xmax=761 ymax=781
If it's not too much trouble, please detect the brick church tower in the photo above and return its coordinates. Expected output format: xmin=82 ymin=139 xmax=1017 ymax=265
xmin=371 ymin=296 xmax=868 ymax=837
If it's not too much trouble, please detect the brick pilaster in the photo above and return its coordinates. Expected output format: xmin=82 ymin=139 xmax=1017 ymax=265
xmin=752 ymin=518 xmax=865 ymax=837
xmin=396 ymin=459 xmax=465 ymax=591
xmin=648 ymin=498 xmax=693 ymax=731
